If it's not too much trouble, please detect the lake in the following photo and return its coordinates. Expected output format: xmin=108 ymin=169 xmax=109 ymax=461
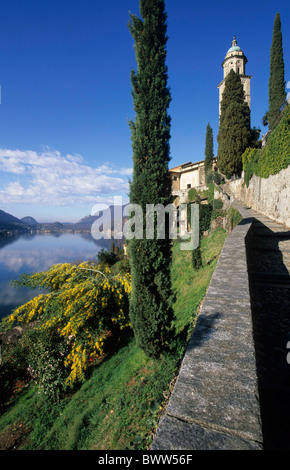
xmin=0 ymin=232 xmax=113 ymax=320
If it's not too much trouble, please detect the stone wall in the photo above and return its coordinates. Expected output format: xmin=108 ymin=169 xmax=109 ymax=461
xmin=151 ymin=200 xmax=263 ymax=450
xmin=224 ymin=166 xmax=290 ymax=228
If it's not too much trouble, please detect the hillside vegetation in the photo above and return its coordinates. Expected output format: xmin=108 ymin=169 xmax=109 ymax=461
xmin=243 ymin=104 xmax=290 ymax=186
xmin=0 ymin=216 xmax=232 ymax=450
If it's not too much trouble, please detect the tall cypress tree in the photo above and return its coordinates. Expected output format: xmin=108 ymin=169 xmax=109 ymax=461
xmin=204 ymin=123 xmax=214 ymax=175
xmin=128 ymin=0 xmax=174 ymax=357
xmin=217 ymin=69 xmax=251 ymax=179
xmin=268 ymin=12 xmax=286 ymax=130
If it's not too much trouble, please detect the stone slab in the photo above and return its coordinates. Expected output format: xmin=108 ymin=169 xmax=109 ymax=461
xmin=151 ymin=415 xmax=262 ymax=451
xmin=164 ymin=298 xmax=262 ymax=442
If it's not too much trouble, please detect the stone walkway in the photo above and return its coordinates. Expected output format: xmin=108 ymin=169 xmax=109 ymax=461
xmin=152 ymin=199 xmax=290 ymax=450
xmin=243 ymin=205 xmax=290 ymax=450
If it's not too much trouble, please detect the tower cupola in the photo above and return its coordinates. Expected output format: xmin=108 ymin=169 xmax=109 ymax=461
xmin=217 ymin=37 xmax=252 ymax=117
xmin=222 ymin=36 xmax=247 ymax=78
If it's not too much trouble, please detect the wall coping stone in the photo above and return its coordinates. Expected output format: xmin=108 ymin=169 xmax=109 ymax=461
xmin=151 ymin=200 xmax=263 ymax=450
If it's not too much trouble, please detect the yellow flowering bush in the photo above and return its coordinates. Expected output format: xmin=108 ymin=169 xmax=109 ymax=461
xmin=2 ymin=261 xmax=132 ymax=395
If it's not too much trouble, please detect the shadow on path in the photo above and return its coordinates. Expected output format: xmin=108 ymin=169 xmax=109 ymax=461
xmin=247 ymin=219 xmax=290 ymax=450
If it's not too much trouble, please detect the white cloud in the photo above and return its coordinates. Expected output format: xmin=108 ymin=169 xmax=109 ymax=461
xmin=0 ymin=148 xmax=132 ymax=206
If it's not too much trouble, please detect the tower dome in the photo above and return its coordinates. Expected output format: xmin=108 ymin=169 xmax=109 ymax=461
xmin=222 ymin=36 xmax=248 ymax=78
xmin=226 ymin=36 xmax=242 ymax=54
xmin=217 ymin=36 xmax=252 ymax=117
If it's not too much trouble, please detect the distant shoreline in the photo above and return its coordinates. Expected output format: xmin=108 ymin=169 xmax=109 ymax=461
xmin=0 ymin=223 xmax=93 ymax=238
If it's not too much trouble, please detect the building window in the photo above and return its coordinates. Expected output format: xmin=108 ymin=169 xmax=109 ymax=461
xmin=173 ymin=176 xmax=177 ymax=181
xmin=187 ymin=184 xmax=191 ymax=189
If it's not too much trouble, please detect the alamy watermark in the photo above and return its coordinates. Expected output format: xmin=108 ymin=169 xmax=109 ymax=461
xmin=90 ymin=196 xmax=199 ymax=251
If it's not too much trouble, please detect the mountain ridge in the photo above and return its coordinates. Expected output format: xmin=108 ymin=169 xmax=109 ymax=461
xmin=21 ymin=216 xmax=39 ymax=225
xmin=0 ymin=205 xmax=129 ymax=234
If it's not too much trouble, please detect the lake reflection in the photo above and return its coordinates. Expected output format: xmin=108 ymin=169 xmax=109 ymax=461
xmin=0 ymin=233 xmax=112 ymax=320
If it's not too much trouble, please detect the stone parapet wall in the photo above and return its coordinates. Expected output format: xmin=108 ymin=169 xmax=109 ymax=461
xmin=224 ymin=166 xmax=290 ymax=228
xmin=151 ymin=200 xmax=263 ymax=450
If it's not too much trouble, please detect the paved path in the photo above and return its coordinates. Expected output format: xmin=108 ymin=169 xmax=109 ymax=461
xmin=238 ymin=203 xmax=290 ymax=450
xmin=152 ymin=199 xmax=290 ymax=450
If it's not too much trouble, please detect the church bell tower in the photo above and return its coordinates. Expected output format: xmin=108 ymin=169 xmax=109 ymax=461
xmin=218 ymin=37 xmax=252 ymax=116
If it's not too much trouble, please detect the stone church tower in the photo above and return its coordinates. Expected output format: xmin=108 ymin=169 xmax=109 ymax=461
xmin=218 ymin=37 xmax=252 ymax=116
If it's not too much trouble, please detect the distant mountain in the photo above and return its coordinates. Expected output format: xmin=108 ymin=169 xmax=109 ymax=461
xmin=0 ymin=209 xmax=29 ymax=233
xmin=0 ymin=205 xmax=131 ymax=237
xmin=50 ymin=222 xmax=64 ymax=228
xmin=75 ymin=205 xmax=129 ymax=230
xmin=21 ymin=216 xmax=39 ymax=225
xmin=0 ymin=209 xmax=24 ymax=225
xmin=76 ymin=215 xmax=96 ymax=226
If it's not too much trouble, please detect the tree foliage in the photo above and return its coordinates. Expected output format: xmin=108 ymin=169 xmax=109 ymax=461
xmin=128 ymin=0 xmax=174 ymax=357
xmin=268 ymin=12 xmax=286 ymax=130
xmin=243 ymin=104 xmax=290 ymax=185
xmin=192 ymin=246 xmax=202 ymax=270
xmin=204 ymin=123 xmax=214 ymax=175
xmin=217 ymin=69 xmax=252 ymax=178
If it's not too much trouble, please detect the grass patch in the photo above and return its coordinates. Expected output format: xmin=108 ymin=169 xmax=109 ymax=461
xmin=171 ymin=228 xmax=226 ymax=334
xmin=29 ymin=342 xmax=177 ymax=450
xmin=0 ymin=227 xmax=227 ymax=450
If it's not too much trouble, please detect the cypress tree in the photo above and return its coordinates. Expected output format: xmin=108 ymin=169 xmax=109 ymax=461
xmin=217 ymin=69 xmax=251 ymax=179
xmin=192 ymin=246 xmax=202 ymax=270
xmin=204 ymin=123 xmax=214 ymax=175
xmin=127 ymin=0 xmax=174 ymax=357
xmin=268 ymin=12 xmax=286 ymax=130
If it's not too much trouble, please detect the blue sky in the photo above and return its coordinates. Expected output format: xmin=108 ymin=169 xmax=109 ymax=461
xmin=0 ymin=0 xmax=289 ymax=222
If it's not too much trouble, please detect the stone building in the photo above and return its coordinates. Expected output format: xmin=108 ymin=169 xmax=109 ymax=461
xmin=217 ymin=36 xmax=252 ymax=116
xmin=169 ymin=159 xmax=217 ymax=202
xmin=169 ymin=160 xmax=207 ymax=192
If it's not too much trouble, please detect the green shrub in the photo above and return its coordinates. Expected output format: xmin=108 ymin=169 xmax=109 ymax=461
xmin=212 ymin=199 xmax=223 ymax=210
xmin=205 ymin=171 xmax=214 ymax=185
xmin=207 ymin=183 xmax=215 ymax=204
xmin=0 ymin=337 xmax=31 ymax=405
xmin=192 ymin=247 xmax=202 ymax=270
xmin=206 ymin=170 xmax=224 ymax=186
xmin=26 ymin=328 xmax=72 ymax=401
xmin=97 ymin=248 xmax=118 ymax=266
xmin=211 ymin=209 xmax=226 ymax=224
xmin=1 ymin=262 xmax=132 ymax=400
xmin=188 ymin=188 xmax=200 ymax=203
xmin=187 ymin=202 xmax=212 ymax=235
xmin=243 ymin=105 xmax=290 ymax=185
xmin=199 ymin=204 xmax=212 ymax=234
xmin=213 ymin=171 xmax=225 ymax=185
xmin=242 ymin=147 xmax=260 ymax=187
